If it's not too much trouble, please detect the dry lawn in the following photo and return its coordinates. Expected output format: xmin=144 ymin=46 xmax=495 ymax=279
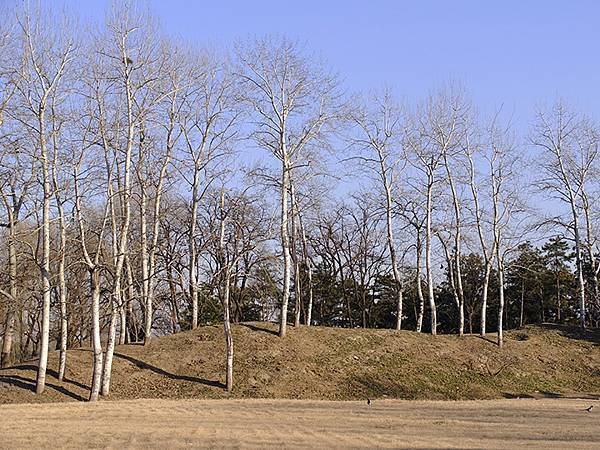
xmin=1 ymin=398 xmax=599 ymax=449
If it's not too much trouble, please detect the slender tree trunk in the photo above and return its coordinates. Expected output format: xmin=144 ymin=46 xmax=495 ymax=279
xmin=1 ymin=222 xmax=17 ymax=368
xmin=381 ymin=167 xmax=403 ymax=331
xmin=520 ymin=278 xmax=525 ymax=328
xmin=125 ymin=255 xmax=136 ymax=343
xmin=481 ymin=264 xmax=492 ymax=335
xmin=497 ymin=256 xmax=505 ymax=348
xmin=140 ymin=186 xmax=152 ymax=343
xmin=290 ymin=182 xmax=301 ymax=327
xmin=89 ymin=270 xmax=103 ymax=402
xmin=119 ymin=303 xmax=127 ymax=345
xmin=299 ymin=215 xmax=313 ymax=326
xmin=279 ymin=159 xmax=291 ymax=337
xmin=223 ymin=271 xmax=233 ymax=392
xmin=219 ymin=192 xmax=234 ymax=392
xmin=572 ymin=213 xmax=586 ymax=329
xmin=101 ymin=299 xmax=118 ymax=396
xmin=57 ymin=209 xmax=68 ymax=381
xmin=36 ymin=108 xmax=51 ymax=395
xmin=189 ymin=169 xmax=199 ymax=329
xmin=556 ymin=274 xmax=561 ymax=323
xmin=415 ymin=232 xmax=425 ymax=332
xmin=101 ymin=55 xmax=135 ymax=394
xmin=425 ymin=179 xmax=437 ymax=335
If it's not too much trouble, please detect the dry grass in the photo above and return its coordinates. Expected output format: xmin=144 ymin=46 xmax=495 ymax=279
xmin=0 ymin=323 xmax=598 ymax=404
xmin=1 ymin=398 xmax=599 ymax=449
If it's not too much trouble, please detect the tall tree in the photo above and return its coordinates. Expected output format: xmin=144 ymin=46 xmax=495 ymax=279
xmin=237 ymin=37 xmax=340 ymax=337
xmin=533 ymin=102 xmax=598 ymax=329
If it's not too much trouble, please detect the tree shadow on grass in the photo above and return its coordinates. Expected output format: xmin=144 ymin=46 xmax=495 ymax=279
xmin=476 ymin=335 xmax=498 ymax=345
xmin=0 ymin=374 xmax=87 ymax=401
xmin=7 ymin=364 xmax=89 ymax=391
xmin=503 ymin=391 xmax=600 ymax=400
xmin=239 ymin=322 xmax=279 ymax=336
xmin=113 ymin=352 xmax=224 ymax=389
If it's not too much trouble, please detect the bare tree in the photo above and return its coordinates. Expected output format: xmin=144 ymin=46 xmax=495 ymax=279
xmin=237 ymin=37 xmax=341 ymax=337
xmin=532 ymin=102 xmax=598 ymax=329
xmin=179 ymin=49 xmax=238 ymax=330
xmin=13 ymin=5 xmax=74 ymax=394
xmin=348 ymin=90 xmax=406 ymax=329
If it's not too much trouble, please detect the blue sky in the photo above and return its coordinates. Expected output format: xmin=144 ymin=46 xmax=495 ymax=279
xmin=64 ymin=0 xmax=600 ymax=134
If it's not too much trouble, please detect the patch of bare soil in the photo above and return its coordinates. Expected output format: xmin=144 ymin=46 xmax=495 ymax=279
xmin=1 ymin=398 xmax=599 ymax=449
xmin=0 ymin=323 xmax=598 ymax=404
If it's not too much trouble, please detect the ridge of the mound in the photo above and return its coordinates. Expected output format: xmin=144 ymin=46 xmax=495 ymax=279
xmin=0 ymin=323 xmax=598 ymax=404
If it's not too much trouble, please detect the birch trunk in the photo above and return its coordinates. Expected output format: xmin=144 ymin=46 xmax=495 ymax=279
xmin=425 ymin=175 xmax=437 ymax=335
xmin=51 ymin=116 xmax=68 ymax=381
xmin=279 ymin=159 xmax=291 ymax=337
xmin=140 ymin=185 xmax=151 ymax=342
xmin=56 ymin=203 xmax=67 ymax=381
xmin=89 ymin=269 xmax=103 ymax=401
xmin=443 ymin=152 xmax=464 ymax=336
xmin=415 ymin=232 xmax=425 ymax=332
xmin=219 ymin=191 xmax=233 ymax=392
xmin=497 ymin=253 xmax=505 ymax=348
xmin=223 ymin=271 xmax=233 ymax=392
xmin=189 ymin=169 xmax=199 ymax=329
xmin=290 ymin=182 xmax=301 ymax=327
xmin=0 ymin=221 xmax=17 ymax=368
xmin=299 ymin=215 xmax=313 ymax=326
xmin=35 ymin=106 xmax=52 ymax=395
xmin=101 ymin=49 xmax=135 ymax=395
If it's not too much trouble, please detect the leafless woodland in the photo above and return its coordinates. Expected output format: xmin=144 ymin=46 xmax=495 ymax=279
xmin=1 ymin=3 xmax=599 ymax=400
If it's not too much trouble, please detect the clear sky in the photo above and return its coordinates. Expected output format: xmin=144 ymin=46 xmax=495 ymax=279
xmin=62 ymin=0 xmax=600 ymax=134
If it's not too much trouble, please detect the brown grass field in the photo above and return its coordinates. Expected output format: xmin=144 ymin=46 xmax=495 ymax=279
xmin=1 ymin=397 xmax=599 ymax=449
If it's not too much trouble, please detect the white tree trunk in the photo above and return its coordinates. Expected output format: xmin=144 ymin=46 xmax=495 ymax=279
xmin=425 ymin=178 xmax=437 ymax=335
xmin=415 ymin=232 xmax=425 ymax=333
xmin=36 ymin=108 xmax=51 ymax=395
xmin=189 ymin=169 xmax=200 ymax=329
xmin=89 ymin=270 xmax=103 ymax=402
xmin=290 ymin=182 xmax=301 ymax=327
xmin=497 ymin=254 xmax=505 ymax=348
xmin=57 ymin=208 xmax=68 ymax=381
xmin=279 ymin=160 xmax=291 ymax=338
xmin=1 ymin=222 xmax=17 ymax=368
xmin=299 ymin=215 xmax=313 ymax=326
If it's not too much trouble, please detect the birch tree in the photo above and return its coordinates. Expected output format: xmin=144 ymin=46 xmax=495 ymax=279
xmin=348 ymin=90 xmax=406 ymax=329
xmin=14 ymin=5 xmax=74 ymax=394
xmin=532 ymin=102 xmax=597 ymax=329
xmin=179 ymin=49 xmax=238 ymax=330
xmin=237 ymin=37 xmax=340 ymax=337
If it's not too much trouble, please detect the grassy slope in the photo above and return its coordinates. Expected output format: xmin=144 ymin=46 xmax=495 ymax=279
xmin=0 ymin=323 xmax=598 ymax=404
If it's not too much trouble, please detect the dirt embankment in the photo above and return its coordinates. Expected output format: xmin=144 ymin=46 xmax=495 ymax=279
xmin=0 ymin=323 xmax=598 ymax=404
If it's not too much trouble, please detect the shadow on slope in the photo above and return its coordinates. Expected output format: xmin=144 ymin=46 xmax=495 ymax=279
xmin=113 ymin=352 xmax=224 ymax=388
